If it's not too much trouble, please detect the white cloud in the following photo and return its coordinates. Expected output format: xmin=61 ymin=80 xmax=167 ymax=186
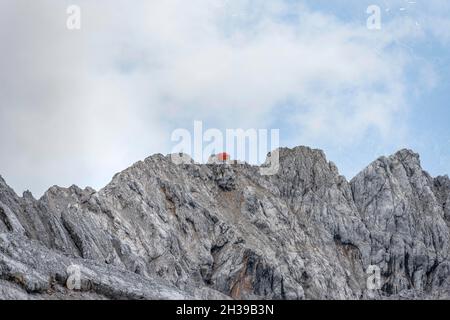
xmin=0 ymin=0 xmax=446 ymax=195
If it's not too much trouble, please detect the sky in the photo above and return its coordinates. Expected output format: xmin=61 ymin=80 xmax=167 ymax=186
xmin=0 ymin=0 xmax=449 ymax=197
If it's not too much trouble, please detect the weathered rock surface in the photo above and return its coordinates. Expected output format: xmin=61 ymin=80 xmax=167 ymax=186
xmin=351 ymin=150 xmax=450 ymax=298
xmin=0 ymin=146 xmax=449 ymax=300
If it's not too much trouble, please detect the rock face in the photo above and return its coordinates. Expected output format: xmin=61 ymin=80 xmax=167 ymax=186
xmin=351 ymin=150 xmax=450 ymax=298
xmin=0 ymin=146 xmax=449 ymax=300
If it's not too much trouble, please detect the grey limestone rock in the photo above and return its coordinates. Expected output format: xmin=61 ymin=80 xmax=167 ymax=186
xmin=0 ymin=146 xmax=449 ymax=300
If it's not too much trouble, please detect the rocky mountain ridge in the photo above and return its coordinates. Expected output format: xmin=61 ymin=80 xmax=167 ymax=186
xmin=1 ymin=146 xmax=449 ymax=300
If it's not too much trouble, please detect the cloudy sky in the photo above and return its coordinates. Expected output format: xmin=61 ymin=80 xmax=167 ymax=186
xmin=0 ymin=0 xmax=449 ymax=196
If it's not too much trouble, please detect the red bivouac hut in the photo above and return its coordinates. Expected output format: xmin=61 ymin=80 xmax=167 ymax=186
xmin=217 ymin=152 xmax=230 ymax=162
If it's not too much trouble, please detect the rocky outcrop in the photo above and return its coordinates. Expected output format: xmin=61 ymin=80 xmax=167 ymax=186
xmin=0 ymin=146 xmax=449 ymax=300
xmin=351 ymin=150 xmax=450 ymax=298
